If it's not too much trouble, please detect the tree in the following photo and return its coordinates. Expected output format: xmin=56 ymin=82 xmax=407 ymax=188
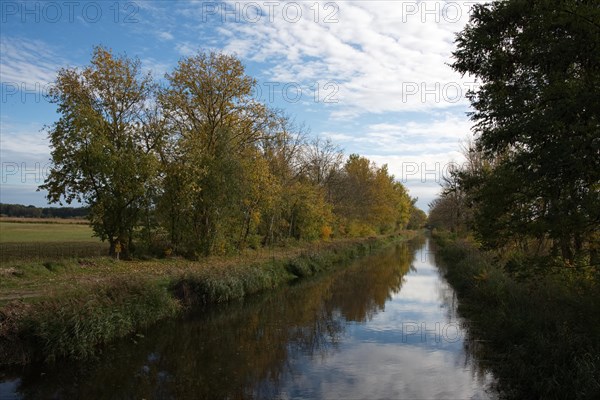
xmin=40 ymin=47 xmax=161 ymax=257
xmin=285 ymin=180 xmax=334 ymax=241
xmin=407 ymin=200 xmax=427 ymax=230
xmin=158 ymin=51 xmax=272 ymax=255
xmin=300 ymin=136 xmax=344 ymax=202
xmin=451 ymin=0 xmax=600 ymax=262
xmin=371 ymin=165 xmax=411 ymax=232
xmin=257 ymin=113 xmax=308 ymax=244
xmin=334 ymin=154 xmax=411 ymax=235
xmin=40 ymin=46 xmax=424 ymax=259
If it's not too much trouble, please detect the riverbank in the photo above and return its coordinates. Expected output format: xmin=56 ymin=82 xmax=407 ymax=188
xmin=0 ymin=233 xmax=415 ymax=367
xmin=433 ymin=231 xmax=600 ymax=399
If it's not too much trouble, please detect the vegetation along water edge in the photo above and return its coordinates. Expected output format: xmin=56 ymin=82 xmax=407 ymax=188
xmin=0 ymin=232 xmax=417 ymax=368
xmin=433 ymin=231 xmax=600 ymax=400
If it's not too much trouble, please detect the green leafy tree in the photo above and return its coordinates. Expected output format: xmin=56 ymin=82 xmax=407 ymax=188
xmin=452 ymin=0 xmax=600 ymax=262
xmin=40 ymin=47 xmax=424 ymax=259
xmin=285 ymin=181 xmax=333 ymax=241
xmin=40 ymin=47 xmax=161 ymax=257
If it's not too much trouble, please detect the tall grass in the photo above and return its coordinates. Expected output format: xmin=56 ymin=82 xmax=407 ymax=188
xmin=0 ymin=235 xmax=403 ymax=367
xmin=1 ymin=278 xmax=180 ymax=365
xmin=171 ymin=237 xmax=386 ymax=307
xmin=434 ymin=233 xmax=600 ymax=399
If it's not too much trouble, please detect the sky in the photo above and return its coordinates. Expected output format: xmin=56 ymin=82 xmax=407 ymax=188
xmin=0 ymin=0 xmax=483 ymax=211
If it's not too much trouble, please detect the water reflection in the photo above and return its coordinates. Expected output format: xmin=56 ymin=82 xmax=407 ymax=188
xmin=1 ymin=238 xmax=496 ymax=399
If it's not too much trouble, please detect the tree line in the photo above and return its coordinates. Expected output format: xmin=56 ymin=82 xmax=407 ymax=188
xmin=40 ymin=47 xmax=424 ymax=258
xmin=429 ymin=0 xmax=600 ymax=268
xmin=0 ymin=203 xmax=89 ymax=219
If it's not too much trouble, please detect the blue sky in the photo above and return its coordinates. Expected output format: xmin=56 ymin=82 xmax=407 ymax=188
xmin=1 ymin=1 xmax=482 ymax=211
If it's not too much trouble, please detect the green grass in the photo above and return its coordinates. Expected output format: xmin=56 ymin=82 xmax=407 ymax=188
xmin=0 ymin=222 xmax=105 ymax=263
xmin=0 ymin=222 xmax=96 ymax=243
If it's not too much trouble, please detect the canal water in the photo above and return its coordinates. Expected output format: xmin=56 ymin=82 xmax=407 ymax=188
xmin=0 ymin=237 xmax=497 ymax=399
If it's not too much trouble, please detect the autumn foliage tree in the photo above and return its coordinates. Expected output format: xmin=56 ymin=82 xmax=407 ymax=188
xmin=42 ymin=47 xmax=422 ymax=258
xmin=334 ymin=155 xmax=411 ymax=236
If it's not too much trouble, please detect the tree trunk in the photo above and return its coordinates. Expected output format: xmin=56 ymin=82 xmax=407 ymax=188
xmin=108 ymin=237 xmax=116 ymax=257
xmin=559 ymin=234 xmax=574 ymax=263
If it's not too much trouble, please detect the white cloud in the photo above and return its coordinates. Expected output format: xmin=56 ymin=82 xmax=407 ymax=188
xmin=0 ymin=118 xmax=52 ymax=203
xmin=158 ymin=31 xmax=174 ymax=41
xmin=324 ymin=113 xmax=472 ymax=154
xmin=0 ymin=1 xmax=486 ymax=206
xmin=140 ymin=58 xmax=172 ymax=79
xmin=0 ymin=119 xmax=49 ymax=157
xmin=215 ymin=1 xmax=482 ymax=116
xmin=175 ymin=41 xmax=197 ymax=57
xmin=0 ymin=36 xmax=66 ymax=87
xmin=319 ymin=113 xmax=472 ymax=209
xmin=324 ymin=115 xmax=470 ymax=173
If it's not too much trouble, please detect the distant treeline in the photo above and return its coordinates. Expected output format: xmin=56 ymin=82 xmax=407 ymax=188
xmin=0 ymin=203 xmax=89 ymax=219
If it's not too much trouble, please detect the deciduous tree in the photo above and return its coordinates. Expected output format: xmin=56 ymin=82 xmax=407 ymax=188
xmin=451 ymin=0 xmax=600 ymax=262
xmin=40 ymin=47 xmax=161 ymax=257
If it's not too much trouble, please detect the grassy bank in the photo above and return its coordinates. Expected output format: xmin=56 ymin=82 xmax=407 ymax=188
xmin=433 ymin=232 xmax=600 ymax=399
xmin=0 ymin=233 xmax=411 ymax=367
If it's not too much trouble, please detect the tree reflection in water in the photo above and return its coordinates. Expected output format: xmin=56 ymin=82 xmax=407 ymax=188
xmin=9 ymin=239 xmax=426 ymax=399
xmin=432 ymin=238 xmax=499 ymax=395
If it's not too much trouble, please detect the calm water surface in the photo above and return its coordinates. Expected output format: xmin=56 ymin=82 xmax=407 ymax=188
xmin=0 ymin=238 xmax=497 ymax=399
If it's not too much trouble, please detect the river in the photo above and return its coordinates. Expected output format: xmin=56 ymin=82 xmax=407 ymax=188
xmin=0 ymin=237 xmax=497 ymax=399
